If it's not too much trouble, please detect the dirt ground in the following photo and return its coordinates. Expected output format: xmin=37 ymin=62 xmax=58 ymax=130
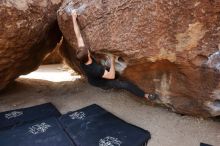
xmin=0 ymin=64 xmax=219 ymax=146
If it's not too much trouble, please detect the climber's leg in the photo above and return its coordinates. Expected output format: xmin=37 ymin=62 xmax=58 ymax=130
xmin=103 ymin=80 xmax=158 ymax=100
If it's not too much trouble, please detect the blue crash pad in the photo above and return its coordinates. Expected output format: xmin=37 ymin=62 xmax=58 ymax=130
xmin=0 ymin=103 xmax=61 ymax=130
xmin=60 ymin=104 xmax=151 ymax=146
xmin=200 ymin=143 xmax=213 ymax=146
xmin=0 ymin=117 xmax=75 ymax=146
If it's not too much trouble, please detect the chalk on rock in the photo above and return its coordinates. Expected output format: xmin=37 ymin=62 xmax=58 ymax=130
xmin=206 ymin=100 xmax=220 ymax=116
xmin=206 ymin=51 xmax=220 ymax=71
xmin=64 ymin=5 xmax=74 ymax=15
xmin=77 ymin=4 xmax=87 ymax=14
xmin=64 ymin=4 xmax=87 ymax=15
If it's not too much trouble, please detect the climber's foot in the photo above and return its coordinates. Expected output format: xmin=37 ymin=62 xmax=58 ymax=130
xmin=145 ymin=93 xmax=159 ymax=101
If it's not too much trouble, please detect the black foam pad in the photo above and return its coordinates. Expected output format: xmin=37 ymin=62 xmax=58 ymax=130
xmin=60 ymin=104 xmax=151 ymax=146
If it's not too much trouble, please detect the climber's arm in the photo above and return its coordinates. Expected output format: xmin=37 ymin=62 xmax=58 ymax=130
xmin=102 ymin=55 xmax=115 ymax=79
xmin=71 ymin=10 xmax=85 ymax=48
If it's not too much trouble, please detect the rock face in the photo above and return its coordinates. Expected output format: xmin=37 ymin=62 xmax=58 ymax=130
xmin=58 ymin=0 xmax=220 ymax=117
xmin=0 ymin=0 xmax=62 ymax=90
xmin=43 ymin=40 xmax=63 ymax=64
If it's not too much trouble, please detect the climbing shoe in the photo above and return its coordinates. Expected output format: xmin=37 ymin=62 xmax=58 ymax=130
xmin=148 ymin=93 xmax=159 ymax=101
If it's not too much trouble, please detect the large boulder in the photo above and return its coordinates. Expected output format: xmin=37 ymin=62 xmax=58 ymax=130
xmin=58 ymin=0 xmax=220 ymax=117
xmin=0 ymin=0 xmax=62 ymax=90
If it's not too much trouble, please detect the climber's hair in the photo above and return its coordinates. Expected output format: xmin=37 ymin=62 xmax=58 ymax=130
xmin=76 ymin=47 xmax=89 ymax=64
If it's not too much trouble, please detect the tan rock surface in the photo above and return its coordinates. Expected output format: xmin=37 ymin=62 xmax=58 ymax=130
xmin=43 ymin=40 xmax=63 ymax=64
xmin=58 ymin=0 xmax=220 ymax=117
xmin=0 ymin=0 xmax=62 ymax=90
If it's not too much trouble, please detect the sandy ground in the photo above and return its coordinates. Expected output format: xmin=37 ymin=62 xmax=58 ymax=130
xmin=0 ymin=64 xmax=219 ymax=146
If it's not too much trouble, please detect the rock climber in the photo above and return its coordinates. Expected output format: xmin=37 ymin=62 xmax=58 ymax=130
xmin=71 ymin=10 xmax=158 ymax=101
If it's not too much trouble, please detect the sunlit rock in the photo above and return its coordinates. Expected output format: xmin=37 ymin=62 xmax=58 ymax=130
xmin=0 ymin=0 xmax=62 ymax=90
